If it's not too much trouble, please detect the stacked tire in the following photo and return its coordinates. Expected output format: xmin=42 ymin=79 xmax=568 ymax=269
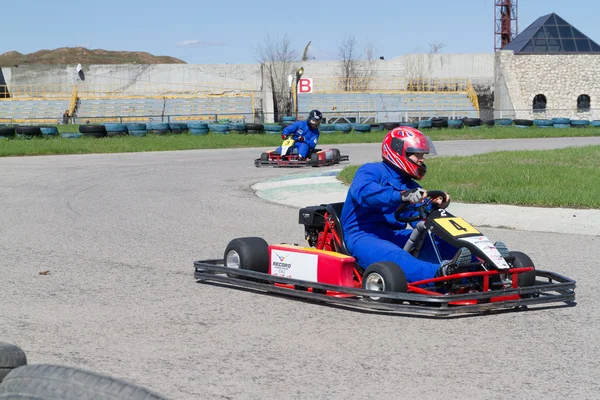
xmin=319 ymin=124 xmax=335 ymax=133
xmin=417 ymin=120 xmax=432 ymax=129
xmin=447 ymin=119 xmax=464 ymax=129
xmin=513 ymin=119 xmax=533 ymax=128
xmin=147 ymin=122 xmax=171 ymax=135
xmin=40 ymin=126 xmax=59 ymax=136
xmin=464 ymin=118 xmax=482 ymax=128
xmin=125 ymin=123 xmax=148 ymax=137
xmin=351 ymin=123 xmax=371 ymax=133
xmin=103 ymin=123 xmax=128 ymax=137
xmin=430 ymin=118 xmax=448 ymax=128
xmin=79 ymin=124 xmax=107 ymax=138
xmin=495 ymin=118 xmax=513 ymax=127
xmin=228 ymin=123 xmax=247 ymax=133
xmin=533 ymin=119 xmax=552 ymax=128
xmin=169 ymin=122 xmax=188 ymax=134
xmin=208 ymin=123 xmax=229 ymax=134
xmin=334 ymin=123 xmax=351 ymax=133
xmin=0 ymin=126 xmax=16 ymax=139
xmin=188 ymin=121 xmax=209 ymax=135
xmin=382 ymin=122 xmax=400 ymax=131
xmin=246 ymin=123 xmax=264 ymax=134
xmin=263 ymin=124 xmax=283 ymax=135
xmin=591 ymin=120 xmax=600 ymax=127
xmin=570 ymin=119 xmax=589 ymax=128
xmin=552 ymin=118 xmax=570 ymax=128
xmin=16 ymin=126 xmax=42 ymax=138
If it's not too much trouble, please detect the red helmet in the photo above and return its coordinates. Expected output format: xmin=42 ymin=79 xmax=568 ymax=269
xmin=381 ymin=126 xmax=436 ymax=180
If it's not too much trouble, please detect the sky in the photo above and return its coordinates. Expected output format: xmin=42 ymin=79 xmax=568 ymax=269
xmin=3 ymin=0 xmax=599 ymax=64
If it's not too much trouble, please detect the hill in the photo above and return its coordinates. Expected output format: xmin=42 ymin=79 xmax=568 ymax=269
xmin=0 ymin=47 xmax=186 ymax=66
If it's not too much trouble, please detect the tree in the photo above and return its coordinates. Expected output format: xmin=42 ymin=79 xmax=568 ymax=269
xmin=405 ymin=41 xmax=446 ymax=91
xmin=336 ymin=35 xmax=377 ymax=91
xmin=255 ymin=34 xmax=299 ymax=120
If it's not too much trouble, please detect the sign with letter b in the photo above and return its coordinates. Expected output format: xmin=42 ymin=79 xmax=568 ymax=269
xmin=298 ymin=78 xmax=313 ymax=94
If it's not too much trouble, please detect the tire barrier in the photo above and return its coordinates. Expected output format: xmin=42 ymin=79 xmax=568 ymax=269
xmin=208 ymin=124 xmax=230 ymax=134
xmin=448 ymin=119 xmax=464 ymax=129
xmin=552 ymin=117 xmax=570 ymax=125
xmin=553 ymin=123 xmax=571 ymax=128
xmin=533 ymin=119 xmax=553 ymax=128
xmin=169 ymin=122 xmax=188 ymax=134
xmin=147 ymin=122 xmax=170 ymax=134
xmin=382 ymin=122 xmax=400 ymax=131
xmin=333 ymin=123 xmax=352 ymax=133
xmin=319 ymin=124 xmax=335 ymax=132
xmin=570 ymin=119 xmax=589 ymax=128
xmin=107 ymin=131 xmax=128 ymax=138
xmin=282 ymin=116 xmax=296 ymax=122
xmin=79 ymin=124 xmax=107 ymax=138
xmin=351 ymin=123 xmax=371 ymax=133
xmin=0 ymin=126 xmax=15 ymax=138
xmin=430 ymin=118 xmax=448 ymax=128
xmin=263 ymin=124 xmax=283 ymax=134
xmin=417 ymin=120 xmax=432 ymax=129
xmin=246 ymin=123 xmax=264 ymax=131
xmin=16 ymin=126 xmax=42 ymax=136
xmin=0 ymin=364 xmax=168 ymax=400
xmin=495 ymin=118 xmax=513 ymax=126
xmin=125 ymin=123 xmax=146 ymax=131
xmin=103 ymin=123 xmax=128 ymax=133
xmin=228 ymin=123 xmax=247 ymax=133
xmin=464 ymin=118 xmax=482 ymax=127
xmin=370 ymin=123 xmax=384 ymax=131
xmin=40 ymin=126 xmax=59 ymax=136
xmin=187 ymin=121 xmax=209 ymax=130
xmin=483 ymin=119 xmax=495 ymax=126
xmin=591 ymin=120 xmax=600 ymax=127
xmin=513 ymin=119 xmax=533 ymax=128
xmin=60 ymin=133 xmax=82 ymax=139
xmin=402 ymin=122 xmax=419 ymax=128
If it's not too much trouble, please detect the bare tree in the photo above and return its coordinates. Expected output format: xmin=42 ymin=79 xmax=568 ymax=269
xmin=336 ymin=34 xmax=377 ymax=91
xmin=405 ymin=41 xmax=446 ymax=91
xmin=255 ymin=34 xmax=299 ymax=120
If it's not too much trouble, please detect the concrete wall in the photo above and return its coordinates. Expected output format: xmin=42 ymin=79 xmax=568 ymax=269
xmin=494 ymin=51 xmax=600 ymax=119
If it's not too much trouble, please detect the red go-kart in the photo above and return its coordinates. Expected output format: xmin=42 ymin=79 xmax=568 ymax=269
xmin=194 ymin=191 xmax=576 ymax=316
xmin=254 ymin=134 xmax=349 ymax=168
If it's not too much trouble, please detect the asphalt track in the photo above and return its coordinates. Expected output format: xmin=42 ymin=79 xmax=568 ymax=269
xmin=1 ymin=137 xmax=599 ymax=399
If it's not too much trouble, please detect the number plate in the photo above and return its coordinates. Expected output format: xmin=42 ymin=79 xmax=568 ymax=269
xmin=434 ymin=217 xmax=481 ymax=237
xmin=282 ymin=138 xmax=295 ymax=147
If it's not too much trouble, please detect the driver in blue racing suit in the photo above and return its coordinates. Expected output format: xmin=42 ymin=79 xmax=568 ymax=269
xmin=340 ymin=126 xmax=468 ymax=283
xmin=278 ymin=110 xmax=322 ymax=159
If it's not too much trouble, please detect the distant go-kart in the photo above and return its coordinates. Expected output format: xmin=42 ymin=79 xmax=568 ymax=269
xmin=254 ymin=134 xmax=349 ymax=168
xmin=194 ymin=191 xmax=576 ymax=317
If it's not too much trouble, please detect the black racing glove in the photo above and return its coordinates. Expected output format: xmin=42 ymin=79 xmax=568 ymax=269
xmin=401 ymin=188 xmax=426 ymax=204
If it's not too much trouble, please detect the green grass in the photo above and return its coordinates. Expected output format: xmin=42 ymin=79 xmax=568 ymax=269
xmin=1 ymin=125 xmax=600 ymax=157
xmin=338 ymin=146 xmax=600 ymax=209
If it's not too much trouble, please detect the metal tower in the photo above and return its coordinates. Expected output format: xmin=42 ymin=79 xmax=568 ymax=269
xmin=495 ymin=0 xmax=519 ymax=51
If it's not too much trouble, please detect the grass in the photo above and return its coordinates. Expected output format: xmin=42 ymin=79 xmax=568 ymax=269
xmin=1 ymin=125 xmax=599 ymax=157
xmin=337 ymin=146 xmax=600 ymax=209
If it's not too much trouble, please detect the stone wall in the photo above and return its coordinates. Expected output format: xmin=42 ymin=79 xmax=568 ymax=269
xmin=494 ymin=50 xmax=600 ymax=120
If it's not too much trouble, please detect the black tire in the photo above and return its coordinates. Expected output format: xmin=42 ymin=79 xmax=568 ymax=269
xmin=332 ymin=148 xmax=341 ymax=161
xmin=148 ymin=129 xmax=171 ymax=135
xmin=382 ymin=122 xmax=400 ymax=130
xmin=15 ymin=126 xmax=42 ymax=136
xmin=464 ymin=118 xmax=482 ymax=127
xmin=362 ymin=261 xmax=407 ymax=303
xmin=483 ymin=119 xmax=495 ymax=126
xmin=260 ymin=152 xmax=269 ymax=162
xmin=247 ymin=129 xmax=263 ymax=134
xmin=513 ymin=119 xmax=533 ymax=127
xmin=0 ymin=364 xmax=167 ymax=400
xmin=78 ymin=125 xmax=107 ymax=138
xmin=509 ymin=251 xmax=536 ymax=289
xmin=223 ymin=237 xmax=269 ymax=274
xmin=0 ymin=126 xmax=15 ymax=137
xmin=0 ymin=343 xmax=27 ymax=383
xmin=431 ymin=117 xmax=448 ymax=128
xmin=246 ymin=123 xmax=264 ymax=131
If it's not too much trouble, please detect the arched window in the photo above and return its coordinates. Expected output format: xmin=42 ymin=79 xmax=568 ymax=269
xmin=532 ymin=94 xmax=547 ymax=112
xmin=577 ymin=94 xmax=591 ymax=112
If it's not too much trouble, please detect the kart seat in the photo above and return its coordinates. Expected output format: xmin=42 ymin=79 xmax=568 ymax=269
xmin=325 ymin=203 xmax=350 ymax=256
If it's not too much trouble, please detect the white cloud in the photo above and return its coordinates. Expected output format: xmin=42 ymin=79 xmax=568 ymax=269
xmin=176 ymin=40 xmax=227 ymax=48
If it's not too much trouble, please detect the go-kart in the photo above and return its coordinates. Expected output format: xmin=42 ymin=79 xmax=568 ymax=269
xmin=194 ymin=191 xmax=576 ymax=316
xmin=254 ymin=134 xmax=349 ymax=168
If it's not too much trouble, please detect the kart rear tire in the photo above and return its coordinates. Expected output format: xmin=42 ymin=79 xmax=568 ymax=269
xmin=310 ymin=153 xmax=319 ymax=166
xmin=509 ymin=251 xmax=536 ymax=289
xmin=362 ymin=261 xmax=407 ymax=303
xmin=332 ymin=148 xmax=341 ymax=161
xmin=224 ymin=237 xmax=269 ymax=275
xmin=0 ymin=342 xmax=27 ymax=383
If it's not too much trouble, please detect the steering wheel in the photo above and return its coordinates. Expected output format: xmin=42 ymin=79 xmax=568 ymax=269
xmin=394 ymin=190 xmax=448 ymax=223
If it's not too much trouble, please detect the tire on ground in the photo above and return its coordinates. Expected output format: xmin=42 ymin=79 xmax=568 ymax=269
xmin=16 ymin=126 xmax=42 ymax=136
xmin=223 ymin=237 xmax=269 ymax=274
xmin=0 ymin=364 xmax=167 ymax=400
xmin=508 ymin=251 xmax=536 ymax=290
xmin=79 ymin=124 xmax=107 ymax=138
xmin=362 ymin=261 xmax=407 ymax=303
xmin=0 ymin=342 xmax=27 ymax=383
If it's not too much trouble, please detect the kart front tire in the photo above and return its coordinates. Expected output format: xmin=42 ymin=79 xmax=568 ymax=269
xmin=224 ymin=237 xmax=269 ymax=274
xmin=260 ymin=152 xmax=269 ymax=162
xmin=509 ymin=251 xmax=536 ymax=288
xmin=362 ymin=261 xmax=407 ymax=303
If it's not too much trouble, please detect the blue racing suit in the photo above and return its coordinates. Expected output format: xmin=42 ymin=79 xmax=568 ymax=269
xmin=278 ymin=120 xmax=320 ymax=158
xmin=340 ymin=162 xmax=457 ymax=283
